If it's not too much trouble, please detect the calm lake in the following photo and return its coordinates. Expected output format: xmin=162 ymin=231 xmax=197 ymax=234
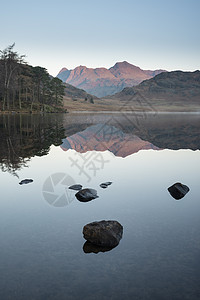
xmin=0 ymin=112 xmax=199 ymax=300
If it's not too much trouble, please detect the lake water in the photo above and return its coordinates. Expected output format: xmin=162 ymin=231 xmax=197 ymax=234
xmin=0 ymin=112 xmax=199 ymax=300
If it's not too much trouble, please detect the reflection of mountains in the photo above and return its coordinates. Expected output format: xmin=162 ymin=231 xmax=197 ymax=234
xmin=61 ymin=124 xmax=160 ymax=157
xmin=62 ymin=113 xmax=200 ymax=151
xmin=0 ymin=114 xmax=65 ymax=175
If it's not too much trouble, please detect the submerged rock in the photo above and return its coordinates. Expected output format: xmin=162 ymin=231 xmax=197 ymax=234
xmin=19 ymin=179 xmax=33 ymax=185
xmin=168 ymin=182 xmax=190 ymax=200
xmin=75 ymin=188 xmax=99 ymax=202
xmin=83 ymin=220 xmax=123 ymax=247
xmin=100 ymin=182 xmax=112 ymax=189
xmin=83 ymin=241 xmax=116 ymax=254
xmin=68 ymin=184 xmax=82 ymax=191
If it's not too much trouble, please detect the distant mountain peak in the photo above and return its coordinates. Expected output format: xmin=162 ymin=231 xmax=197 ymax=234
xmin=113 ymin=61 xmax=130 ymax=66
xmin=111 ymin=61 xmax=140 ymax=69
xmin=58 ymin=67 xmax=68 ymax=74
xmin=57 ymin=62 xmax=166 ymax=97
xmin=75 ymin=65 xmax=87 ymax=70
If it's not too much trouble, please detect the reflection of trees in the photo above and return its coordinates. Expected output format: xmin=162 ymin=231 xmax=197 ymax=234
xmin=0 ymin=114 xmax=65 ymax=176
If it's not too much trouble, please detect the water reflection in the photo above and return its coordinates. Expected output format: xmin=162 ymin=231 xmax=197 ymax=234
xmin=0 ymin=113 xmax=200 ymax=176
xmin=83 ymin=241 xmax=116 ymax=254
xmin=0 ymin=114 xmax=65 ymax=176
xmin=61 ymin=123 xmax=160 ymax=157
xmin=62 ymin=112 xmax=200 ymax=151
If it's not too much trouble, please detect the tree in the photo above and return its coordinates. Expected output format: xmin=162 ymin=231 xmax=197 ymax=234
xmin=0 ymin=44 xmax=65 ymax=112
xmin=32 ymin=66 xmax=50 ymax=107
xmin=89 ymin=96 xmax=94 ymax=104
xmin=0 ymin=43 xmax=26 ymax=110
xmin=50 ymin=77 xmax=65 ymax=105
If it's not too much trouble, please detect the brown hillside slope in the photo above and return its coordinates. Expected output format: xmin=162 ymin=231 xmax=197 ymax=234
xmin=108 ymin=71 xmax=200 ymax=111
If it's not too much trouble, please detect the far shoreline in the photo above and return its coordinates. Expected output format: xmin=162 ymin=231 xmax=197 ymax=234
xmin=69 ymin=110 xmax=200 ymax=114
xmin=1 ymin=108 xmax=200 ymax=115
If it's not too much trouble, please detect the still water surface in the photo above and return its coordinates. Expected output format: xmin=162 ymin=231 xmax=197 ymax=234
xmin=0 ymin=113 xmax=199 ymax=300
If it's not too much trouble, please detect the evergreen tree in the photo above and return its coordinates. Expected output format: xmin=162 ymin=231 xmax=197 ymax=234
xmin=0 ymin=44 xmax=65 ymax=112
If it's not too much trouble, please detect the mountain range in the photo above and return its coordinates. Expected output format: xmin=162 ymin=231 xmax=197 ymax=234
xmin=57 ymin=61 xmax=165 ymax=97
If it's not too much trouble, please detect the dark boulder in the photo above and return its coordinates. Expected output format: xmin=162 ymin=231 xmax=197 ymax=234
xmin=83 ymin=220 xmax=123 ymax=247
xmin=168 ymin=182 xmax=190 ymax=200
xmin=75 ymin=188 xmax=99 ymax=202
xmin=83 ymin=241 xmax=116 ymax=254
xmin=19 ymin=179 xmax=33 ymax=185
xmin=69 ymin=184 xmax=82 ymax=191
xmin=100 ymin=182 xmax=112 ymax=189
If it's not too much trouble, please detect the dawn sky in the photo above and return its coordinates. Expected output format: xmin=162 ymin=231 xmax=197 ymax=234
xmin=0 ymin=0 xmax=199 ymax=76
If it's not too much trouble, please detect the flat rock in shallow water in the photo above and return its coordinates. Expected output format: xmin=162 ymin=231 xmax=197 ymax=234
xmin=100 ymin=182 xmax=112 ymax=189
xmin=19 ymin=179 xmax=33 ymax=185
xmin=68 ymin=184 xmax=82 ymax=191
xmin=83 ymin=220 xmax=123 ymax=247
xmin=75 ymin=188 xmax=98 ymax=202
xmin=168 ymin=182 xmax=190 ymax=200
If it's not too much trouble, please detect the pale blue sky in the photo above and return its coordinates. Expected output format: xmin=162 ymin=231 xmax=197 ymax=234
xmin=0 ymin=0 xmax=199 ymax=76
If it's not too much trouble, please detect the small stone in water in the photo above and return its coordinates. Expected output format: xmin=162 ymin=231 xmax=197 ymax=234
xmin=168 ymin=182 xmax=190 ymax=200
xmin=68 ymin=184 xmax=82 ymax=191
xmin=75 ymin=188 xmax=99 ymax=202
xmin=83 ymin=220 xmax=123 ymax=247
xmin=19 ymin=179 xmax=33 ymax=185
xmin=100 ymin=182 xmax=112 ymax=189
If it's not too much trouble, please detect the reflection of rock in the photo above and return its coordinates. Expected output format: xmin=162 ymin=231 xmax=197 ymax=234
xmin=75 ymin=188 xmax=99 ymax=202
xmin=168 ymin=182 xmax=190 ymax=200
xmin=83 ymin=241 xmax=116 ymax=254
xmin=69 ymin=184 xmax=82 ymax=191
xmin=19 ymin=179 xmax=33 ymax=185
xmin=61 ymin=124 xmax=160 ymax=158
xmin=83 ymin=220 xmax=123 ymax=247
xmin=100 ymin=182 xmax=112 ymax=189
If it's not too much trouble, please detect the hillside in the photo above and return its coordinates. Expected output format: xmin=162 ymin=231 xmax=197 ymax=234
xmin=57 ymin=61 xmax=165 ymax=97
xmin=64 ymin=82 xmax=96 ymax=100
xmin=108 ymin=70 xmax=200 ymax=111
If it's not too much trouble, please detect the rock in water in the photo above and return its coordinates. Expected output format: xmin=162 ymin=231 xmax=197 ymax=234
xmin=83 ymin=220 xmax=123 ymax=247
xmin=168 ymin=182 xmax=190 ymax=200
xmin=69 ymin=184 xmax=82 ymax=191
xmin=75 ymin=188 xmax=99 ymax=202
xmin=19 ymin=179 xmax=33 ymax=185
xmin=100 ymin=182 xmax=112 ymax=189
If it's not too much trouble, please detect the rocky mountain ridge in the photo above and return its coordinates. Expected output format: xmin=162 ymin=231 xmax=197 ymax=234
xmin=57 ymin=61 xmax=165 ymax=97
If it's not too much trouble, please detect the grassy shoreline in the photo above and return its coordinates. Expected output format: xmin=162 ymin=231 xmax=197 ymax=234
xmin=1 ymin=96 xmax=200 ymax=114
xmin=1 ymin=107 xmax=200 ymax=114
xmin=61 ymin=96 xmax=200 ymax=113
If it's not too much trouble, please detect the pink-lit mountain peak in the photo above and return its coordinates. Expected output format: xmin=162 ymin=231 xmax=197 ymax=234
xmin=57 ymin=61 xmax=165 ymax=97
